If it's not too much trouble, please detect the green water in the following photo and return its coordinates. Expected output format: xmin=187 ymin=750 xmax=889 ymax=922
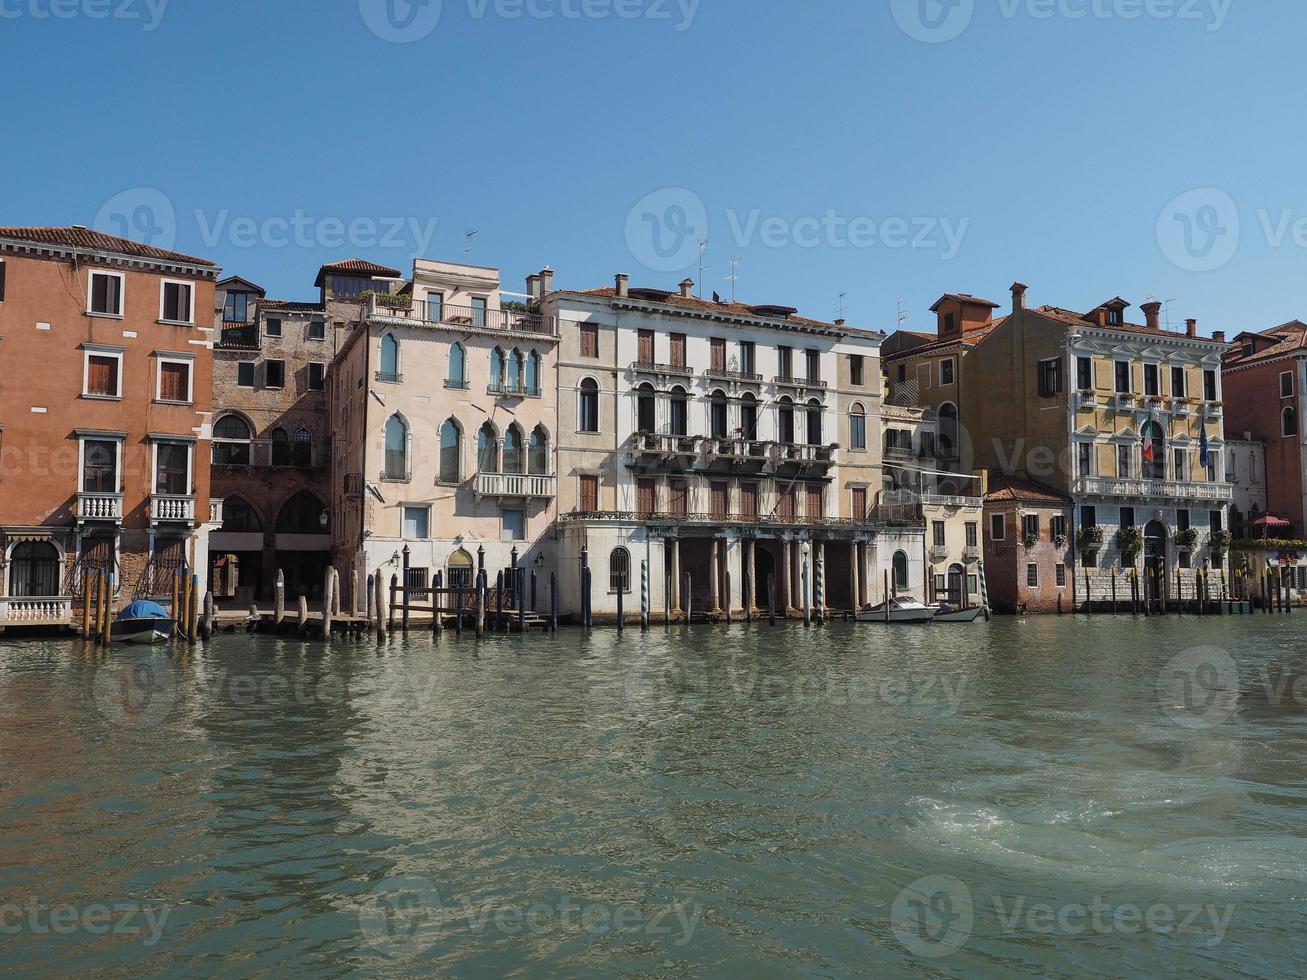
xmin=1 ymin=616 xmax=1305 ymax=977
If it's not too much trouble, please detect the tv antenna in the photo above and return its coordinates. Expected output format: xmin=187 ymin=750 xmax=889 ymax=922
xmin=897 ymin=299 xmax=910 ymax=325
xmin=463 ymin=229 xmax=479 ymax=256
xmin=697 ymin=239 xmax=709 ymax=298
xmin=836 ymin=292 xmax=849 ymax=321
xmin=726 ymin=256 xmax=742 ymax=303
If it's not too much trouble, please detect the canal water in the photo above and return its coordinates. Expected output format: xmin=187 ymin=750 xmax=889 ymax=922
xmin=1 ymin=616 xmax=1305 ymax=977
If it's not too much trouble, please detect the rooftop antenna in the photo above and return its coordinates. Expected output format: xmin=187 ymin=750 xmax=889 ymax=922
xmin=727 ymin=256 xmax=742 ymax=303
xmin=697 ymin=239 xmax=709 ymax=298
xmin=897 ymin=299 xmax=910 ymax=326
xmin=836 ymin=292 xmax=849 ymax=321
xmin=463 ymin=229 xmax=479 ymax=256
xmin=1162 ymin=297 xmax=1177 ymax=331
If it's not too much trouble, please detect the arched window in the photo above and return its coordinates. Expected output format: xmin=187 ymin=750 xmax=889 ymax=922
xmin=893 ymin=550 xmax=910 ymax=591
xmin=526 ymin=351 xmax=541 ymax=394
xmin=447 ymin=548 xmax=474 ymax=589
xmin=292 ymin=427 xmax=313 ymax=467
xmin=9 ymin=541 xmax=59 ymax=598
xmin=212 ymin=414 xmax=252 ymax=465
xmin=490 ymin=348 xmax=505 ymax=390
xmin=384 ymin=414 xmax=409 ymax=481
xmin=447 ymin=342 xmax=466 ymax=387
xmin=529 ymin=425 xmax=550 ymax=475
xmin=508 ymin=349 xmax=523 ymax=393
xmin=637 ymin=383 xmax=656 ymax=433
xmin=938 ymin=403 xmax=959 ymax=460
xmin=579 ymin=378 xmax=600 ymax=433
xmin=276 ymin=492 xmax=327 ymax=533
xmin=1284 ymin=406 xmax=1298 ymax=438
xmin=439 ymin=418 xmax=462 ymax=484
xmin=710 ymin=390 xmax=729 ymax=439
xmin=477 ymin=422 xmax=499 ymax=473
xmin=740 ymin=393 xmax=758 ymax=441
xmin=850 ymin=403 xmax=867 ymax=451
xmin=271 ymin=426 xmax=290 ymax=466
xmin=806 ymin=399 xmax=823 ymax=445
xmin=379 ymin=334 xmax=400 ymax=381
xmin=222 ymin=496 xmax=262 ymax=532
xmin=1143 ymin=420 xmax=1166 ymax=480
xmin=503 ymin=424 xmax=525 ymax=474
xmin=669 ymin=386 xmax=688 ymax=436
xmin=609 ymin=546 xmax=631 ymax=593
xmin=778 ymin=397 xmax=795 ymax=444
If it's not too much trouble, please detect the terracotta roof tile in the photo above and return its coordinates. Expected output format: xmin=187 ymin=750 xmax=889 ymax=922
xmin=985 ymin=476 xmax=1069 ymax=504
xmin=574 ymin=285 xmax=882 ymax=336
xmin=0 ymin=225 xmax=216 ymax=266
xmin=260 ymin=298 xmax=325 ymax=313
xmin=929 ymin=292 xmax=1000 ymax=312
xmin=314 ymin=258 xmax=402 ymax=287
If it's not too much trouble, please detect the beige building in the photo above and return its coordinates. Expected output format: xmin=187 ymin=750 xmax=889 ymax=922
xmin=329 ymin=259 xmax=559 ymax=609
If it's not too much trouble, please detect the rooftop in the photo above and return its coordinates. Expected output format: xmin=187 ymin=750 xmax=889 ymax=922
xmin=314 ymin=258 xmax=403 ymax=288
xmin=0 ymin=225 xmax=216 ymax=267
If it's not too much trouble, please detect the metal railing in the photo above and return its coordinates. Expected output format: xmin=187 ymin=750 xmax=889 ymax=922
xmin=631 ymin=360 xmax=694 ymax=378
xmin=151 ymin=494 xmax=196 ymax=522
xmin=77 ymin=492 xmax=124 ymax=521
xmin=704 ymin=367 xmax=763 ymax=384
xmin=213 ymin=440 xmax=325 ymax=470
xmin=474 ymin=472 xmax=557 ymax=499
xmin=773 ymin=375 xmax=828 ymax=390
xmin=375 ymin=371 xmax=403 ymax=384
xmin=921 ymin=494 xmax=984 ymax=509
xmin=487 ymin=382 xmax=543 ymax=398
xmin=369 ymin=296 xmax=557 ymax=336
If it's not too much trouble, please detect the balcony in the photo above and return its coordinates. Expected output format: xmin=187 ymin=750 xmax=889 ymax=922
xmin=704 ymin=367 xmax=763 ymax=387
xmin=77 ymin=492 xmax=124 ymax=523
xmin=963 ymin=545 xmax=982 ymax=562
xmin=474 ymin=472 xmax=557 ymax=500
xmin=773 ymin=376 xmax=828 ymax=396
xmin=773 ymin=443 xmax=839 ymax=469
xmin=1113 ymin=393 xmax=1138 ymax=411
xmin=921 ymin=494 xmax=984 ymax=510
xmin=929 ymin=544 xmax=950 ymax=563
xmin=217 ymin=326 xmax=260 ymax=350
xmin=633 ymin=432 xmax=702 ymax=460
xmin=1205 ymin=402 xmax=1224 ymax=419
xmin=375 ymin=370 xmax=403 ymax=384
xmin=630 ymin=360 xmax=694 ymax=381
xmin=559 ymin=511 xmax=902 ymax=533
xmin=213 ymin=440 xmax=326 ymax=470
xmin=487 ymin=382 xmax=542 ymax=399
xmin=151 ymin=494 xmax=196 ymax=524
xmin=368 ymin=295 xmax=557 ymax=337
xmin=1073 ymin=391 xmax=1098 ymax=411
xmin=1072 ymin=477 xmax=1234 ymax=503
xmin=0 ymin=597 xmax=73 ymax=626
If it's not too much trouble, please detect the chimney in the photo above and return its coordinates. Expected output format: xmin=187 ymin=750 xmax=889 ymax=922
xmin=1011 ymin=282 xmax=1028 ymax=311
xmin=1213 ymin=330 xmax=1226 ymax=343
xmin=835 ymin=318 xmax=846 ymax=327
xmin=526 ymin=274 xmax=541 ymax=301
xmin=539 ymin=267 xmax=554 ymax=295
xmin=1186 ymin=318 xmax=1198 ymax=338
xmin=1141 ymin=301 xmax=1161 ymax=331
xmin=679 ymin=278 xmax=694 ymax=299
xmin=615 ymin=273 xmax=629 ymax=298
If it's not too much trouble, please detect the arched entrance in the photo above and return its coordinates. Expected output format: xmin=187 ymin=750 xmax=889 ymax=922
xmin=947 ymin=563 xmax=965 ymax=606
xmin=447 ymin=548 xmax=474 ymax=589
xmin=1144 ymin=520 xmax=1167 ymax=601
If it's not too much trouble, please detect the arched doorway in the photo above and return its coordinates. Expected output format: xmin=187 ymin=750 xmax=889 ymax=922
xmin=447 ymin=548 xmax=474 ymax=589
xmin=1144 ymin=520 xmax=1167 ymax=601
xmin=9 ymin=541 xmax=59 ymax=597
xmin=947 ymin=563 xmax=965 ymax=606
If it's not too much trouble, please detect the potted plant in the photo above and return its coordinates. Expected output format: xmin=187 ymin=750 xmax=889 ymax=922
xmin=1076 ymin=525 xmax=1104 ymax=554
xmin=1176 ymin=527 xmax=1199 ymax=550
xmin=1210 ymin=529 xmax=1232 ymax=561
xmin=1054 ymin=533 xmax=1069 ymax=549
xmin=1023 ymin=531 xmax=1039 ymax=549
xmin=1116 ymin=526 xmax=1144 ymax=566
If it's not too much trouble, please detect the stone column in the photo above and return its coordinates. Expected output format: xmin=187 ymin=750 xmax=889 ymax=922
xmin=709 ymin=537 xmax=721 ymax=612
xmin=672 ymin=538 xmax=682 ymax=612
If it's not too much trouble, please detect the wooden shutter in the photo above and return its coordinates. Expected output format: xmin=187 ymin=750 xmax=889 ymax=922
xmin=637 ymin=478 xmax=655 ymax=516
xmin=740 ymin=483 xmax=758 ymax=520
xmin=87 ymin=355 xmax=117 ymax=396
xmin=711 ymin=481 xmax=729 ymax=518
xmin=638 ymin=330 xmax=654 ymax=364
xmin=711 ymin=338 xmax=726 ymax=372
xmin=160 ymin=362 xmax=188 ymax=401
xmin=806 ymin=486 xmax=824 ymax=520
xmin=670 ymin=480 xmax=687 ymax=516
xmin=852 ymin=487 xmax=867 ymax=521
xmin=778 ymin=485 xmax=796 ymax=520
xmin=579 ymin=475 xmax=599 ymax=512
xmin=580 ymin=322 xmax=598 ymax=358
xmin=669 ymin=333 xmax=686 ymax=368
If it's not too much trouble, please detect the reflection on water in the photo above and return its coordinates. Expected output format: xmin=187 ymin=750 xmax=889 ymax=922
xmin=0 ymin=616 xmax=1305 ymax=977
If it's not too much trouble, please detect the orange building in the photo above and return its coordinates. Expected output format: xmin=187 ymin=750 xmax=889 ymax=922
xmin=0 ymin=227 xmax=219 ymax=628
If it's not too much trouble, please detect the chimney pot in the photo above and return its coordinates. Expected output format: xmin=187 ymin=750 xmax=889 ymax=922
xmin=679 ymin=278 xmax=694 ymax=299
xmin=615 ymin=273 xmax=629 ymax=298
xmin=1141 ymin=301 xmax=1162 ymax=331
xmin=1011 ymin=282 xmax=1028 ymax=311
xmin=539 ymin=267 xmax=554 ymax=295
xmin=1186 ymin=318 xmax=1198 ymax=338
xmin=526 ymin=273 xmax=541 ymax=300
xmin=1213 ymin=330 xmax=1226 ymax=343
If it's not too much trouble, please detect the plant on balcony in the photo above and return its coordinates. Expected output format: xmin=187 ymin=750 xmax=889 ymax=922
xmin=1116 ymin=526 xmax=1144 ymax=565
xmin=1022 ymin=532 xmax=1039 ymax=549
xmin=362 ymin=290 xmax=410 ymax=310
xmin=1175 ymin=527 xmax=1199 ymax=550
xmin=1147 ymin=394 xmax=1166 ymax=405
xmin=1053 ymin=533 xmax=1069 ymax=549
xmin=1076 ymin=525 xmax=1104 ymax=553
xmin=1209 ymin=529 xmax=1232 ymax=560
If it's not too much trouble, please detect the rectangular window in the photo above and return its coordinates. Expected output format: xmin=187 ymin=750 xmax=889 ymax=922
xmin=579 ymin=474 xmax=599 ymax=513
xmin=1179 ymin=550 xmax=1191 ymax=569
xmin=471 ymin=297 xmax=487 ymax=328
xmin=580 ymin=321 xmax=599 ymax=358
xmin=84 ymin=352 xmax=121 ymax=397
xmin=265 ymin=360 xmax=285 ymax=389
xmin=740 ymin=341 xmax=756 ymax=376
xmin=426 ymin=292 xmax=443 ymax=322
xmin=89 ymin=271 xmax=123 ymax=316
xmin=0 ymin=260 xmax=7 ymax=302
xmin=778 ymin=346 xmax=793 ymax=381
xmin=501 ymin=509 xmax=526 ymax=541
xmin=1204 ymin=369 xmax=1218 ymax=402
xmin=806 ymin=485 xmax=824 ymax=519
xmin=805 ymin=348 xmax=821 ymax=384
xmin=741 ymin=483 xmax=759 ymax=519
xmin=637 ymin=329 xmax=654 ymax=364
xmin=1056 ymin=563 xmax=1067 ymax=588
xmin=1210 ymin=510 xmax=1223 ymax=533
xmin=1207 ymin=451 xmax=1220 ymax=483
xmin=1174 ymin=447 xmax=1189 ymax=482
xmin=1023 ymin=514 xmax=1040 ymax=541
xmin=158 ymin=359 xmax=191 ymax=402
xmin=933 ymin=521 xmax=946 ymax=547
xmin=1177 ymin=508 xmax=1190 ymax=532
xmin=1120 ymin=506 xmax=1135 ymax=529
xmin=308 ymin=363 xmax=326 ymax=391
xmin=778 ymin=484 xmax=796 ymax=520
xmin=1144 ymin=363 xmax=1159 ymax=396
xmin=237 ymin=362 xmax=255 ymax=388
xmin=82 ymin=439 xmax=118 ymax=493
xmin=669 ymin=480 xmax=688 ymax=516
xmin=1027 ymin=564 xmax=1039 ymax=587
xmin=850 ymin=354 xmax=864 ymax=386
xmin=852 ymin=487 xmax=867 ymax=521
xmin=1037 ymin=357 xmax=1063 ymax=398
xmin=637 ymin=478 xmax=656 ymax=517
xmin=940 ymin=357 xmax=955 ymax=386
xmin=1081 ymin=505 xmax=1097 ymax=528
xmin=308 ymin=320 xmax=326 ymax=340
xmin=990 ymin=513 xmax=1006 ymax=541
xmin=710 ymin=338 xmax=726 ymax=372
xmin=402 ymin=505 xmax=430 ymax=539
xmin=669 ymin=333 xmax=686 ymax=368
xmin=161 ymin=280 xmax=193 ymax=323
xmin=1117 ymin=444 xmax=1132 ymax=479
xmin=1050 ymin=515 xmax=1067 ymax=540
xmin=711 ymin=481 xmax=729 ymax=519
xmin=1115 ymin=361 xmax=1131 ymax=393
xmin=965 ymin=521 xmax=978 ymax=547
xmin=1077 ymin=442 xmax=1094 ymax=478
xmin=851 ymin=411 xmax=866 ymax=450
xmin=224 ymin=291 xmax=248 ymax=322
xmin=1076 ymin=356 xmax=1093 ymax=391
xmin=407 ymin=567 xmax=430 ymax=592
xmin=1171 ymin=366 xmax=1186 ymax=398
xmin=265 ymin=318 xmax=282 ymax=337
xmin=154 ymin=443 xmax=190 ymax=495
xmin=1282 ymin=371 xmax=1295 ymax=398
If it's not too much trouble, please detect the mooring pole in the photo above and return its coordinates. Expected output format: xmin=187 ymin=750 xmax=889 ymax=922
xmin=640 ymin=560 xmax=649 ymax=631
xmin=768 ymin=572 xmax=776 ymax=626
xmin=616 ymin=574 xmax=625 ymax=633
xmin=433 ymin=569 xmax=443 ymax=635
xmin=401 ymin=546 xmax=411 ymax=632
xmin=683 ymin=571 xmax=691 ymax=626
xmin=550 ymin=572 xmax=558 ymax=632
xmin=802 ymin=558 xmax=810 ymax=628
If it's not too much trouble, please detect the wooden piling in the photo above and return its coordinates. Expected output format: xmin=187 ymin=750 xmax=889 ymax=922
xmin=274 ymin=570 xmax=286 ymax=630
xmin=768 ymin=573 xmax=776 ymax=626
xmin=202 ymin=592 xmax=214 ymax=640
xmin=433 ymin=570 xmax=443 ymax=635
xmin=188 ymin=573 xmax=200 ymax=642
xmin=169 ymin=571 xmax=180 ymax=636
xmin=682 ymin=571 xmax=691 ymax=626
xmin=82 ymin=570 xmax=94 ymax=639
xmin=376 ymin=571 xmax=387 ymax=641
xmin=549 ymin=572 xmax=558 ymax=632
xmin=640 ymin=560 xmax=649 ymax=632
xmin=322 ymin=566 xmax=335 ymax=641
xmin=104 ymin=571 xmax=114 ymax=645
xmin=476 ymin=582 xmax=485 ymax=637
xmin=724 ymin=571 xmax=732 ymax=626
xmin=616 ymin=575 xmax=624 ymax=633
xmin=297 ymin=595 xmax=308 ymax=637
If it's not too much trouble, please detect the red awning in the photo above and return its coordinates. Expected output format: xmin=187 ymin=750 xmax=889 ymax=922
xmin=1252 ymin=515 xmax=1293 ymax=527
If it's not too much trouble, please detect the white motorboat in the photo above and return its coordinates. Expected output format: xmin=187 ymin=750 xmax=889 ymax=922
xmin=857 ymin=596 xmax=938 ymax=624
xmin=931 ymin=603 xmax=984 ymax=624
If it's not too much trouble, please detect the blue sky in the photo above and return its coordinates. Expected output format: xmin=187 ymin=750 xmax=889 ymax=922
xmin=1 ymin=0 xmax=1299 ymax=335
